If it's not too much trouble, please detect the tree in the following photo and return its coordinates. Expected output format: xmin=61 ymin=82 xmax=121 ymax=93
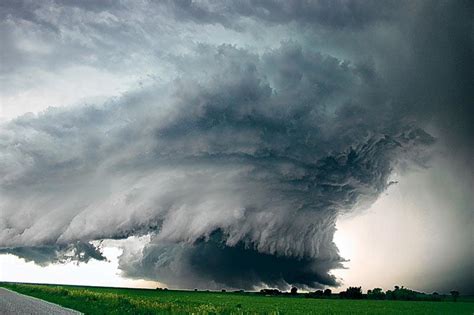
xmin=323 ymin=289 xmax=332 ymax=297
xmin=450 ymin=290 xmax=459 ymax=302
xmin=386 ymin=286 xmax=418 ymax=300
xmin=306 ymin=290 xmax=323 ymax=298
xmin=431 ymin=292 xmax=441 ymax=301
xmin=340 ymin=287 xmax=363 ymax=299
xmin=367 ymin=288 xmax=385 ymax=300
xmin=260 ymin=289 xmax=281 ymax=296
xmin=314 ymin=290 xmax=323 ymax=296
xmin=290 ymin=287 xmax=298 ymax=295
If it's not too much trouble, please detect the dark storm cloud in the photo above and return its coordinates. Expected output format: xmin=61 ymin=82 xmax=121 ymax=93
xmin=121 ymin=230 xmax=341 ymax=290
xmin=0 ymin=0 xmax=471 ymax=291
xmin=0 ymin=41 xmax=435 ymax=289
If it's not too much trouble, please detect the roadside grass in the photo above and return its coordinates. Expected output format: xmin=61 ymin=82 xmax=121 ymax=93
xmin=1 ymin=283 xmax=473 ymax=314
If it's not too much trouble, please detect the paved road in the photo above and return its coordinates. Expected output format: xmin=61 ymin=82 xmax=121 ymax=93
xmin=0 ymin=288 xmax=81 ymax=315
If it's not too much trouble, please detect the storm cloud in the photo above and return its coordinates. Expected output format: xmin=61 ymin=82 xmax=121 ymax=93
xmin=0 ymin=0 xmax=471 ymax=290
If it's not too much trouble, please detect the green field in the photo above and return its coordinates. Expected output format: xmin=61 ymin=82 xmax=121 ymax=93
xmin=1 ymin=283 xmax=473 ymax=314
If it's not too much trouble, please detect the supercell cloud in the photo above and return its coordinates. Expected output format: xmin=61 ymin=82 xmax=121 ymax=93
xmin=0 ymin=1 xmax=472 ymax=290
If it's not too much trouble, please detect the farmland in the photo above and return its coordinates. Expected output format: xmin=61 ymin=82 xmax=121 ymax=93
xmin=1 ymin=283 xmax=473 ymax=314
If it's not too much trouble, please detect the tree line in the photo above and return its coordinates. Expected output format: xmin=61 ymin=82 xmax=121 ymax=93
xmin=258 ymin=286 xmax=461 ymax=302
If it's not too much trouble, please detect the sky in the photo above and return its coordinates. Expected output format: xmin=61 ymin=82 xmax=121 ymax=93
xmin=0 ymin=0 xmax=472 ymax=294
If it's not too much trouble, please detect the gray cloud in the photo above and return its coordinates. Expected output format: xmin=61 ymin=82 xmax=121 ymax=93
xmin=163 ymin=0 xmax=400 ymax=30
xmin=0 ymin=0 xmax=471 ymax=291
xmin=0 ymin=42 xmax=435 ymax=289
xmin=0 ymin=242 xmax=105 ymax=266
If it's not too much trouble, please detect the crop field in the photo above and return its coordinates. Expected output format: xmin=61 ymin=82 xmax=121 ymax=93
xmin=1 ymin=283 xmax=473 ymax=314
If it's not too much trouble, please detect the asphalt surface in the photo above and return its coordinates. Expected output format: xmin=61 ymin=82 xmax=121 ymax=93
xmin=0 ymin=287 xmax=81 ymax=315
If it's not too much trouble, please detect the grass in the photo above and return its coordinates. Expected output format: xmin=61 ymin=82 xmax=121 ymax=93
xmin=1 ymin=283 xmax=473 ymax=314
